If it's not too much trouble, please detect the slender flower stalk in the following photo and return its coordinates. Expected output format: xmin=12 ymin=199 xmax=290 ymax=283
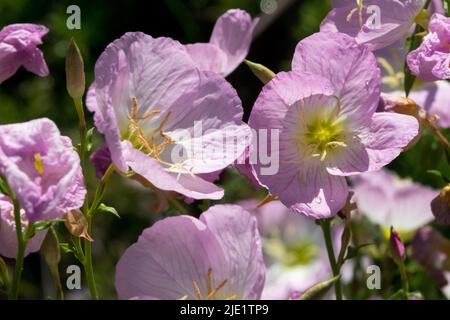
xmin=318 ymin=219 xmax=343 ymax=300
xmin=8 ymin=193 xmax=33 ymax=300
xmin=9 ymin=194 xmax=25 ymax=299
xmin=398 ymin=260 xmax=410 ymax=300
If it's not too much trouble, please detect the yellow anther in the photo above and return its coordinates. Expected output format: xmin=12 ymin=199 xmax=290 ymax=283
xmin=187 ymin=268 xmax=236 ymax=300
xmin=34 ymin=153 xmax=44 ymax=175
xmin=347 ymin=0 xmax=364 ymax=28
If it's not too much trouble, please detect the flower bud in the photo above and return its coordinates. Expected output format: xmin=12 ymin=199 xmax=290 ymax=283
xmin=431 ymin=185 xmax=450 ymax=225
xmin=65 ymin=39 xmax=85 ymax=99
xmin=244 ymin=60 xmax=275 ymax=84
xmin=64 ymin=209 xmax=93 ymax=241
xmin=379 ymin=95 xmax=422 ymax=150
xmin=390 ymin=227 xmax=406 ymax=263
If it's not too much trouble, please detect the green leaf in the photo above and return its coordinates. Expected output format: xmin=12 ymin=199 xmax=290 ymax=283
xmin=0 ymin=256 xmax=9 ymax=291
xmin=41 ymin=227 xmax=61 ymax=266
xmin=97 ymin=203 xmax=120 ymax=218
xmin=344 ymin=243 xmax=373 ymax=261
xmin=427 ymin=169 xmax=450 ymax=183
xmin=59 ymin=243 xmax=74 ymax=254
xmin=0 ymin=176 xmax=9 ymax=196
xmin=244 ymin=60 xmax=276 ymax=85
xmin=444 ymin=147 xmax=450 ymax=165
xmin=387 ymin=289 xmax=405 ymax=300
xmin=298 ymin=275 xmax=341 ymax=300
xmin=86 ymin=127 xmax=95 ymax=153
xmin=404 ymin=66 xmax=416 ymax=97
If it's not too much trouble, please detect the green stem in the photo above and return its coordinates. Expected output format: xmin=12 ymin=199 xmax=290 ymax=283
xmin=88 ymin=164 xmax=116 ymax=216
xmin=50 ymin=265 xmax=64 ymax=300
xmin=74 ymin=97 xmax=87 ymax=169
xmin=398 ymin=260 xmax=410 ymax=300
xmin=83 ymin=214 xmax=98 ymax=300
xmin=81 ymin=163 xmax=115 ymax=300
xmin=72 ymin=95 xmax=100 ymax=299
xmin=8 ymin=196 xmax=29 ymax=300
xmin=318 ymin=219 xmax=343 ymax=300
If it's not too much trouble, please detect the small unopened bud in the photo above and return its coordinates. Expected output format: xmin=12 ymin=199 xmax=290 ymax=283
xmin=380 ymin=95 xmax=422 ymax=150
xmin=66 ymin=39 xmax=85 ymax=98
xmin=244 ymin=60 xmax=275 ymax=84
xmin=338 ymin=191 xmax=356 ymax=220
xmin=64 ymin=209 xmax=93 ymax=241
xmin=390 ymin=227 xmax=406 ymax=263
xmin=431 ymin=185 xmax=450 ymax=225
xmin=414 ymin=9 xmax=431 ymax=30
xmin=390 ymin=97 xmax=421 ymax=119
xmin=41 ymin=227 xmax=61 ymax=266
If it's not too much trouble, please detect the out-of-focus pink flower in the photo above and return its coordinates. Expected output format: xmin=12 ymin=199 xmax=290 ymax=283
xmin=376 ymin=39 xmax=450 ymax=128
xmin=407 ymin=14 xmax=450 ymax=81
xmin=238 ymin=199 xmax=334 ymax=300
xmin=352 ymin=169 xmax=437 ymax=233
xmin=0 ymin=195 xmax=47 ymax=259
xmin=412 ymin=226 xmax=450 ymax=290
xmin=0 ymin=23 xmax=49 ymax=84
xmin=115 ymin=204 xmax=265 ymax=300
xmin=249 ymin=32 xmax=418 ymax=219
xmin=87 ymin=32 xmax=251 ymax=201
xmin=321 ymin=0 xmax=425 ymax=51
xmin=89 ymin=144 xmax=112 ymax=179
xmin=0 ymin=118 xmax=86 ymax=222
xmin=186 ymin=9 xmax=258 ymax=77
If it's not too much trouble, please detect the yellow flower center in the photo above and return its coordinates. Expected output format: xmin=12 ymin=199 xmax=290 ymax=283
xmin=304 ymin=114 xmax=347 ymax=162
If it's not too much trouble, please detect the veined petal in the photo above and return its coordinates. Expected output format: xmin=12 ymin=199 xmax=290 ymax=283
xmin=115 ymin=215 xmax=228 ymax=300
xmin=200 ymin=205 xmax=265 ymax=299
xmin=123 ymin=142 xmax=223 ymax=200
xmin=162 ymin=70 xmax=250 ymax=174
xmin=292 ymin=32 xmax=381 ymax=126
xmin=209 ymin=9 xmax=259 ymax=76
xmin=185 ymin=43 xmax=227 ymax=75
xmin=357 ymin=112 xmax=419 ymax=172
xmin=320 ymin=0 xmax=425 ymax=51
xmin=289 ymin=163 xmax=349 ymax=219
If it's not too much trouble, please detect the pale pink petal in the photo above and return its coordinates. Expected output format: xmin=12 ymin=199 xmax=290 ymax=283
xmin=200 ymin=205 xmax=265 ymax=299
xmin=115 ymin=215 xmax=228 ymax=299
xmin=357 ymin=112 xmax=419 ymax=172
xmin=185 ymin=43 xmax=227 ymax=75
xmin=22 ymin=47 xmax=49 ymax=76
xmin=292 ymin=32 xmax=381 ymax=126
xmin=123 ymin=142 xmax=223 ymax=200
xmin=209 ymin=9 xmax=259 ymax=76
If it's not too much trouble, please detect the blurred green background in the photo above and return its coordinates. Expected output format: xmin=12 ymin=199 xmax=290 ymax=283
xmin=1 ymin=0 xmax=450 ymax=300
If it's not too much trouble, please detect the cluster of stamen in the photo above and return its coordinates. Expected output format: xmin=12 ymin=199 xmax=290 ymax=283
xmin=126 ymin=97 xmax=196 ymax=180
xmin=302 ymin=99 xmax=347 ymax=162
xmin=179 ymin=268 xmax=237 ymax=300
xmin=347 ymin=0 xmax=364 ymax=28
xmin=126 ymin=97 xmax=175 ymax=162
